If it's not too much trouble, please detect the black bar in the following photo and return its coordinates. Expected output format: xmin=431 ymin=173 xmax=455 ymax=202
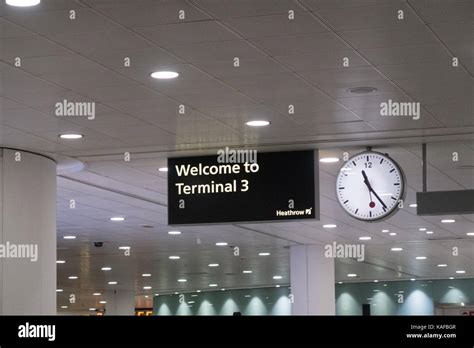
xmin=422 ymin=143 xmax=427 ymax=192
xmin=417 ymin=190 xmax=474 ymax=215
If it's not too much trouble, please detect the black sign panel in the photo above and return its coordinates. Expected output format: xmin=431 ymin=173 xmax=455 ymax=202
xmin=167 ymin=150 xmax=319 ymax=225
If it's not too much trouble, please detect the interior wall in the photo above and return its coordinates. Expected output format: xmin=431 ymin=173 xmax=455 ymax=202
xmin=154 ymin=287 xmax=291 ymax=315
xmin=336 ymin=278 xmax=474 ymax=315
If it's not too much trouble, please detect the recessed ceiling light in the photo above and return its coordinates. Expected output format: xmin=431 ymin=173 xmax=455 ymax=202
xmin=456 ymin=270 xmax=466 ymax=274
xmin=177 ymin=279 xmax=187 ymax=282
xmin=437 ymin=264 xmax=447 ymax=267
xmin=323 ymin=224 xmax=337 ymax=228
xmin=466 ymin=232 xmax=474 ymax=236
xmin=63 ymin=235 xmax=76 ymax=240
xmin=410 ymin=278 xmax=416 ymax=281
xmin=142 ymin=273 xmax=151 ymax=277
xmin=60 ymin=305 xmax=68 ymax=309
xmin=441 ymin=219 xmax=455 ymax=223
xmin=168 ymin=231 xmax=181 ymax=235
xmin=347 ymin=87 xmax=377 ymax=94
xmin=56 ymin=289 xmax=63 ymax=292
xmin=99 ymin=301 xmax=107 ymax=304
xmin=158 ymin=167 xmax=168 ymax=172
xmin=449 ymin=277 xmax=454 ymax=280
xmin=245 ymin=120 xmax=270 ymax=127
xmin=169 ymin=256 xmax=180 ymax=260
xmin=56 ymin=260 xmax=66 ymax=264
xmin=320 ymin=157 xmax=339 ymax=163
xmin=150 ymin=71 xmax=179 ymax=79
xmin=419 ymin=228 xmax=427 ymax=231
xmin=118 ymin=246 xmax=130 ymax=250
xmin=108 ymin=281 xmax=118 ymax=285
xmin=273 ymin=275 xmax=282 ymax=280
xmin=389 ymin=232 xmax=397 ymax=236
xmin=59 ymin=134 xmax=83 ymax=139
xmin=382 ymin=229 xmax=389 ymax=233
xmin=155 ymin=293 xmax=160 ymax=296
xmin=68 ymin=276 xmax=78 ymax=279
xmin=347 ymin=273 xmax=357 ymax=277
xmin=93 ymin=293 xmax=101 ymax=296
xmin=242 ymin=270 xmax=253 ymax=274
xmin=221 ymin=288 xmax=225 ymax=291
xmin=258 ymin=252 xmax=270 ymax=256
xmin=143 ymin=286 xmax=152 ymax=290
xmin=196 ymin=290 xmax=201 ymax=293
xmin=110 ymin=217 xmax=125 ymax=222
xmin=89 ymin=308 xmax=96 ymax=311
xmin=209 ymin=284 xmax=218 ymax=287
xmin=101 ymin=267 xmax=112 ymax=271
xmin=276 ymin=285 xmax=281 ymax=288
xmin=426 ymin=231 xmax=434 ymax=235
xmin=373 ymin=280 xmax=379 ymax=283
xmin=359 ymin=236 xmax=372 ymax=241
xmin=391 ymin=247 xmax=403 ymax=251
xmin=208 ymin=263 xmax=219 ymax=267
xmin=409 ymin=204 xmax=417 ymax=208
xmin=338 ymin=281 xmax=343 ymax=284
xmin=416 ymin=256 xmax=427 ymax=260
xmin=216 ymin=242 xmax=228 ymax=246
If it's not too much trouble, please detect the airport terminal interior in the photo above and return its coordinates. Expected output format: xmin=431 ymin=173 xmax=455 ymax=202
xmin=0 ymin=0 xmax=472 ymax=317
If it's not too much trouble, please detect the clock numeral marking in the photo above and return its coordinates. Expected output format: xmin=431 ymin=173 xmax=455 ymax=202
xmin=380 ymin=158 xmax=384 ymax=164
xmin=343 ymin=200 xmax=349 ymax=204
xmin=389 ymin=168 xmax=395 ymax=173
xmin=382 ymin=206 xmax=387 ymax=212
xmin=369 ymin=211 xmax=372 ymax=217
xmin=394 ymin=183 xmax=400 ymax=186
xmin=355 ymin=209 xmax=359 ymax=214
xmin=352 ymin=161 xmax=356 ymax=166
xmin=366 ymin=156 xmax=369 ymax=162
xmin=364 ymin=162 xmax=372 ymax=168
xmin=391 ymin=196 xmax=397 ymax=201
xmin=339 ymin=187 xmax=345 ymax=189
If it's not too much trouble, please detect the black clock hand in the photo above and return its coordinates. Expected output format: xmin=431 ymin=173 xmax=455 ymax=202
xmin=362 ymin=170 xmax=387 ymax=209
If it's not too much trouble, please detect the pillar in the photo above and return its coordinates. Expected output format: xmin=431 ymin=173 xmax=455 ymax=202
xmin=290 ymin=244 xmax=335 ymax=315
xmin=105 ymin=290 xmax=135 ymax=315
xmin=0 ymin=148 xmax=57 ymax=314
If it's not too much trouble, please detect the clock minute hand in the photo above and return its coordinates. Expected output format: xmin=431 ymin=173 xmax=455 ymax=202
xmin=361 ymin=170 xmax=388 ymax=209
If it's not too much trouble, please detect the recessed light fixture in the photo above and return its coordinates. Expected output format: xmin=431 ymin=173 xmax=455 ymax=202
xmin=168 ymin=231 xmax=181 ymax=235
xmin=196 ymin=290 xmax=201 ymax=293
xmin=409 ymin=204 xmax=417 ymax=208
xmin=449 ymin=277 xmax=454 ymax=280
xmin=215 ymin=242 xmax=228 ymax=246
xmin=169 ymin=256 xmax=180 ymax=260
xmin=221 ymin=288 xmax=225 ymax=291
xmin=56 ymin=289 xmax=63 ymax=292
xmin=441 ymin=219 xmax=455 ymax=223
xmin=56 ymin=260 xmax=66 ymax=264
xmin=68 ymin=276 xmax=78 ymax=280
xmin=258 ymin=252 xmax=270 ymax=256
xmin=118 ymin=246 xmax=130 ymax=250
xmin=338 ymin=281 xmax=343 ymax=284
xmin=108 ymin=281 xmax=118 ymax=285
xmin=437 ymin=264 xmax=447 ymax=267
xmin=208 ymin=263 xmax=219 ymax=267
xmin=93 ymin=293 xmax=101 ymax=296
xmin=416 ymin=256 xmax=427 ymax=260
xmin=320 ymin=157 xmax=339 ymax=163
xmin=426 ymin=231 xmax=434 ymax=235
xmin=143 ymin=286 xmax=152 ymax=290
xmin=99 ymin=300 xmax=107 ymax=304
xmin=158 ymin=167 xmax=168 ymax=172
xmin=110 ymin=217 xmax=125 ymax=222
xmin=382 ymin=229 xmax=389 ymax=233
xmin=391 ymin=247 xmax=403 ymax=251
xmin=389 ymin=232 xmax=397 ymax=236
xmin=347 ymin=273 xmax=357 ymax=277
xmin=359 ymin=236 xmax=372 ymax=241
xmin=242 ymin=270 xmax=253 ymax=274
xmin=155 ymin=293 xmax=160 ymax=296
xmin=456 ymin=270 xmax=466 ymax=274
xmin=177 ymin=279 xmax=187 ymax=283
xmin=245 ymin=120 xmax=270 ymax=127
xmin=142 ymin=273 xmax=151 ymax=277
xmin=323 ymin=224 xmax=337 ymax=228
xmin=410 ymin=278 xmax=416 ymax=281
xmin=63 ymin=235 xmax=76 ymax=240
xmin=101 ymin=267 xmax=112 ymax=271
xmin=347 ymin=86 xmax=377 ymax=94
xmin=209 ymin=284 xmax=218 ymax=287
xmin=150 ymin=71 xmax=179 ymax=79
xmin=273 ymin=275 xmax=282 ymax=280
xmin=276 ymin=285 xmax=281 ymax=288
xmin=60 ymin=305 xmax=68 ymax=309
xmin=59 ymin=134 xmax=83 ymax=139
xmin=419 ymin=228 xmax=427 ymax=231
xmin=373 ymin=280 xmax=379 ymax=283
xmin=466 ymin=232 xmax=474 ymax=236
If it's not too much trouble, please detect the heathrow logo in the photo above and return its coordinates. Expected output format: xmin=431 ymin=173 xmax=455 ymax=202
xmin=275 ymin=207 xmax=313 ymax=217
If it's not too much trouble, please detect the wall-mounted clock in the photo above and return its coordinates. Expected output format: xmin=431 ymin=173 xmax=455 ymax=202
xmin=336 ymin=151 xmax=405 ymax=221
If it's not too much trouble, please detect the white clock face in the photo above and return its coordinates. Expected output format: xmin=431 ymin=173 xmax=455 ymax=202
xmin=336 ymin=152 xmax=405 ymax=221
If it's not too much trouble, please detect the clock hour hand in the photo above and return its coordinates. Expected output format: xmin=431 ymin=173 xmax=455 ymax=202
xmin=361 ymin=170 xmax=387 ymax=209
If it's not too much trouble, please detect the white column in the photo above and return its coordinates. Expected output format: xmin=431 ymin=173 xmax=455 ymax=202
xmin=0 ymin=148 xmax=57 ymax=314
xmin=290 ymin=244 xmax=335 ymax=315
xmin=105 ymin=290 xmax=135 ymax=315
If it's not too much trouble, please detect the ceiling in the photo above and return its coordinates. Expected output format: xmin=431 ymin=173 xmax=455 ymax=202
xmin=0 ymin=0 xmax=472 ymax=312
